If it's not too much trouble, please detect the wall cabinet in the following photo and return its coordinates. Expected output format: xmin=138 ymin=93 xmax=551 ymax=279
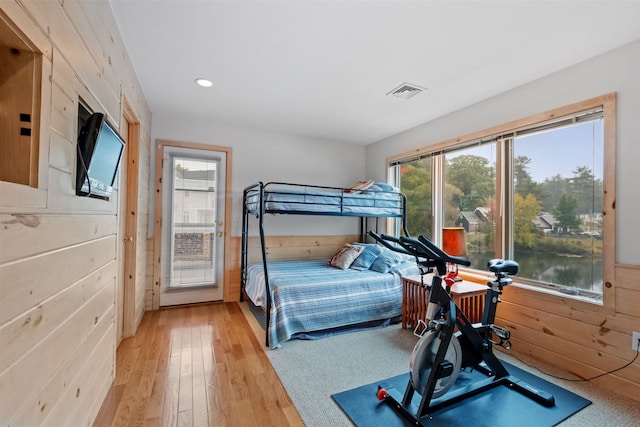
xmin=0 ymin=10 xmax=42 ymax=187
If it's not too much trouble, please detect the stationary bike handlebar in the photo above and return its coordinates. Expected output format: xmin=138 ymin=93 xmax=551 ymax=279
xmin=368 ymin=231 xmax=471 ymax=267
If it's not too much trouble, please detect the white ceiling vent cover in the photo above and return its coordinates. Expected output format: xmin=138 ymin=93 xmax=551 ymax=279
xmin=387 ymin=82 xmax=427 ymax=99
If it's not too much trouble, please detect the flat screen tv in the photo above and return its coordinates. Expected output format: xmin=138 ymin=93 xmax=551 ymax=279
xmin=76 ymin=112 xmax=125 ymax=199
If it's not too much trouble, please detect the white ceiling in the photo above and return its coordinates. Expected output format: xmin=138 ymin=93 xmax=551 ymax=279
xmin=109 ymin=1 xmax=640 ymax=145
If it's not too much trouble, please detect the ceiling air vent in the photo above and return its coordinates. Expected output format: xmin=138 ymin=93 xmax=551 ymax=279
xmin=386 ymin=82 xmax=427 ymax=99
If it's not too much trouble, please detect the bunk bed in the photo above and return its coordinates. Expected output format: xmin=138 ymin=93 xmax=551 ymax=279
xmin=241 ymin=181 xmax=417 ymax=348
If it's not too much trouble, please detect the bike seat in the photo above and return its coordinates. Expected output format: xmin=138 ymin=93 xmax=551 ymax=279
xmin=487 ymin=259 xmax=519 ymax=276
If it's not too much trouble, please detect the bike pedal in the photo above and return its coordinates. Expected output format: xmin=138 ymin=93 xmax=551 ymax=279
xmin=490 ymin=324 xmax=510 ymax=340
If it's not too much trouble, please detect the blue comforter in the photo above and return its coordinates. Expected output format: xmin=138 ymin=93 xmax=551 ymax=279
xmin=245 ymin=187 xmax=404 ymax=216
xmin=245 ymin=259 xmax=419 ymax=348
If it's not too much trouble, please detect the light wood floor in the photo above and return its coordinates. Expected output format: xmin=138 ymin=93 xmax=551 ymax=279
xmin=92 ymin=302 xmax=304 ymax=427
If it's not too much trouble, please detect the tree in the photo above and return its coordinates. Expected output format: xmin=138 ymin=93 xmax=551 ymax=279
xmin=400 ymin=161 xmax=432 ymax=237
xmin=513 ymin=193 xmax=540 ymax=248
xmin=570 ymin=166 xmax=602 ymax=215
xmin=513 ymin=155 xmax=541 ymax=198
xmin=446 ymin=155 xmax=494 ymax=212
xmin=539 ymin=174 xmax=569 ymax=212
xmin=553 ymin=194 xmax=581 ymax=233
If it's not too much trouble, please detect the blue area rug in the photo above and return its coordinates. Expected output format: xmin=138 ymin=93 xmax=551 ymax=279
xmin=332 ymin=362 xmax=591 ymax=427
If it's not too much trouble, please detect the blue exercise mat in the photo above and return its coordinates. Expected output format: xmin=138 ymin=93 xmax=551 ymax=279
xmin=332 ymin=361 xmax=591 ymax=427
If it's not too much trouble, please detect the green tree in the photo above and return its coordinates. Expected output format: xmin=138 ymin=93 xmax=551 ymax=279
xmin=570 ymin=166 xmax=602 ymax=215
xmin=539 ymin=174 xmax=570 ymax=212
xmin=400 ymin=161 xmax=432 ymax=237
xmin=553 ymin=194 xmax=581 ymax=233
xmin=446 ymin=155 xmax=494 ymax=212
xmin=514 ymin=193 xmax=540 ymax=248
xmin=514 ymin=155 xmax=540 ymax=198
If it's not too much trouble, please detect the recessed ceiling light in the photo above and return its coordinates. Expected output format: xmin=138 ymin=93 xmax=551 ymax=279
xmin=195 ymin=78 xmax=213 ymax=88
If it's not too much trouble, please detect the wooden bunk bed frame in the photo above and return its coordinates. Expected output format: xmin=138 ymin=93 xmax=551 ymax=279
xmin=240 ymin=181 xmax=410 ymax=347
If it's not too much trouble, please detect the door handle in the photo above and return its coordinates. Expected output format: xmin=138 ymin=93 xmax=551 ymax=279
xmin=217 ymin=231 xmax=224 ymax=237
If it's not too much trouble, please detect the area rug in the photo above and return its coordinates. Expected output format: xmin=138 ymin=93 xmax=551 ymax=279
xmin=239 ymin=302 xmax=640 ymax=427
xmin=332 ymin=361 xmax=591 ymax=427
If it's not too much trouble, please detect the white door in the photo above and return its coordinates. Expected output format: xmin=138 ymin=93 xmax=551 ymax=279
xmin=160 ymin=146 xmax=226 ymax=306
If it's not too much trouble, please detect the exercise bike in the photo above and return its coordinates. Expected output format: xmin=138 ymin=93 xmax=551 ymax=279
xmin=369 ymin=232 xmax=555 ymax=427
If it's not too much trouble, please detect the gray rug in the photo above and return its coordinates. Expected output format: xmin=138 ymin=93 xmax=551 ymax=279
xmin=239 ymin=302 xmax=640 ymax=427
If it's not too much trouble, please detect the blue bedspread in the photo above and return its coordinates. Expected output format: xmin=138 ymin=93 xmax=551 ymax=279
xmin=245 ymin=186 xmax=404 ymax=216
xmin=245 ymin=260 xmax=419 ymax=348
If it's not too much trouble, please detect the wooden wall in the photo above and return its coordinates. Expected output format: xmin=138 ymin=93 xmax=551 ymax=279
xmin=0 ymin=1 xmax=150 ymax=426
xmin=456 ymin=263 xmax=640 ymax=402
xmin=227 ymin=234 xmax=359 ymax=301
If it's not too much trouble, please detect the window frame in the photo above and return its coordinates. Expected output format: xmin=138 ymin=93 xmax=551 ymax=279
xmin=388 ymin=93 xmax=616 ymax=308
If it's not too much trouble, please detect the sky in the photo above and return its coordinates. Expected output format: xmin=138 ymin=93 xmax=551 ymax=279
xmin=446 ymin=119 xmax=604 ymax=183
xmin=515 ymin=120 xmax=603 ymax=183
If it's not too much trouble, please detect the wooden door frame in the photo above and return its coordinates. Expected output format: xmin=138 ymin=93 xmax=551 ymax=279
xmin=152 ymin=139 xmax=232 ymax=310
xmin=121 ymin=97 xmax=141 ymax=338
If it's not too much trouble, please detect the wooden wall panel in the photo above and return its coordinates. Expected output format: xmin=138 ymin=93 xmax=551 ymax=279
xmin=39 ymin=325 xmax=115 ymax=426
xmin=497 ymin=303 xmax=639 ymax=379
xmin=0 ymin=261 xmax=116 ymax=373
xmin=615 ymin=287 xmax=640 ymax=318
xmin=0 ymin=235 xmax=116 ymax=325
xmin=0 ymin=213 xmax=117 ymax=263
xmin=616 ymin=264 xmax=640 ymax=289
xmin=49 ymin=131 xmax=75 ymax=174
xmin=244 ymin=234 xmax=359 ymax=262
xmin=19 ymin=0 xmax=120 ymax=121
xmin=10 ymin=309 xmax=115 ymax=427
xmin=0 ymin=281 xmax=115 ymax=423
xmin=46 ymin=167 xmax=120 ymax=213
xmin=482 ymin=262 xmax=640 ymax=402
xmin=49 ymin=81 xmax=75 ymax=141
xmin=497 ymin=336 xmax=640 ymax=399
xmin=61 ymin=0 xmax=120 ymax=95
xmin=0 ymin=1 xmax=150 ymax=425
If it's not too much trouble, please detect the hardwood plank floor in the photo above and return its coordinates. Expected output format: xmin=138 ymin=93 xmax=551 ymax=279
xmin=93 ymin=302 xmax=304 ymax=427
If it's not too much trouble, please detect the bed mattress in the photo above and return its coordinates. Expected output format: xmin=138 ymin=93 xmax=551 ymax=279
xmin=245 ymin=259 xmax=419 ymax=348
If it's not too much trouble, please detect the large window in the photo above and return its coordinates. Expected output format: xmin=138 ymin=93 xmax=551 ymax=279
xmin=511 ymin=118 xmax=603 ymax=297
xmin=392 ymin=95 xmax=614 ymax=302
xmin=398 ymin=158 xmax=433 ymax=238
xmin=444 ymin=144 xmax=497 ymax=270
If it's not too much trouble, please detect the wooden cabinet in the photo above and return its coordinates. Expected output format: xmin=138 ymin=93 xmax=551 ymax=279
xmin=402 ymin=275 xmax=487 ymax=331
xmin=0 ymin=10 xmax=42 ymax=187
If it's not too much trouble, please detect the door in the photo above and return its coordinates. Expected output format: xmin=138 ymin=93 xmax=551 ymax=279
xmin=117 ymin=99 xmax=140 ymax=343
xmin=160 ymin=146 xmax=226 ymax=306
xmin=116 ymin=119 xmax=128 ymax=345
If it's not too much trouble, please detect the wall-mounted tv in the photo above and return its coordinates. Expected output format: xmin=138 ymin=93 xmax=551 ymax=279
xmin=76 ymin=112 xmax=125 ymax=199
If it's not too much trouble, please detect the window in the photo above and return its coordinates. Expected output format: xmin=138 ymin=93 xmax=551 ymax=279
xmin=392 ymin=95 xmax=614 ymax=302
xmin=444 ymin=144 xmax=497 ymax=270
xmin=511 ymin=118 xmax=603 ymax=297
xmin=397 ymin=157 xmax=433 ymax=238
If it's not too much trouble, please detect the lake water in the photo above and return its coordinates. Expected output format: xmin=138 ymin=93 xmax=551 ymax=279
xmin=467 ymin=252 xmax=603 ymax=294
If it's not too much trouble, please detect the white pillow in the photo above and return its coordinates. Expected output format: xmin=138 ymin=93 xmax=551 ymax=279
xmin=328 ymin=244 xmax=364 ymax=269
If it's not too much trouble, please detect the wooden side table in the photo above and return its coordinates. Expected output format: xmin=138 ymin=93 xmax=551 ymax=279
xmin=401 ymin=275 xmax=487 ymax=331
